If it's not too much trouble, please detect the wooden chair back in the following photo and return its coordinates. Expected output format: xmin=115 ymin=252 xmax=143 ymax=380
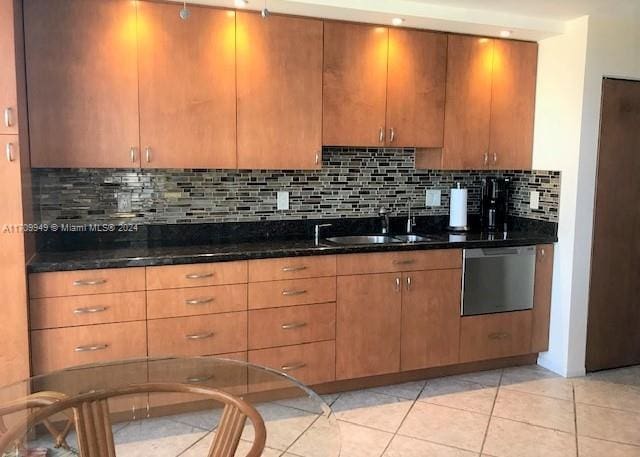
xmin=0 ymin=383 xmax=266 ymax=457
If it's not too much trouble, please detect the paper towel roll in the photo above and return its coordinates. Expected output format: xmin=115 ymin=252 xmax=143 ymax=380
xmin=449 ymin=187 xmax=468 ymax=229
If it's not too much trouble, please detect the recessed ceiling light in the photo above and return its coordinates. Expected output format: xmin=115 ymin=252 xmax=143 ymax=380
xmin=235 ymin=0 xmax=248 ymax=8
xmin=500 ymin=30 xmax=512 ymax=38
xmin=391 ymin=17 xmax=405 ymax=26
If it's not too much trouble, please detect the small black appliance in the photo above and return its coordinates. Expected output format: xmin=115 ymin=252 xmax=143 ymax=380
xmin=480 ymin=177 xmax=509 ymax=232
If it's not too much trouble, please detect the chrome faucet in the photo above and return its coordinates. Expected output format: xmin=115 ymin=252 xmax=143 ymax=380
xmin=314 ymin=223 xmax=332 ymax=246
xmin=406 ymin=202 xmax=416 ymax=233
xmin=379 ymin=208 xmax=390 ymax=234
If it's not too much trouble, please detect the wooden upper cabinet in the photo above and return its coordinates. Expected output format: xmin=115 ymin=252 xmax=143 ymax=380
xmin=386 ymin=29 xmax=447 ymax=148
xmin=442 ymin=35 xmax=493 ymax=169
xmin=323 ymin=22 xmax=388 ymax=147
xmin=138 ymin=3 xmax=236 ymax=169
xmin=24 ymin=0 xmax=140 ymax=168
xmin=237 ymin=12 xmax=322 ymax=170
xmin=0 ymin=0 xmax=18 ymax=135
xmin=489 ymin=39 xmax=537 ymax=170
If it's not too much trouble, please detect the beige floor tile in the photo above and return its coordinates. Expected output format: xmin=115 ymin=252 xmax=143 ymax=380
xmin=332 ymin=390 xmax=413 ymax=433
xmin=398 ymin=402 xmax=489 ymax=452
xmin=333 ymin=421 xmax=393 ymax=457
xmin=501 ymin=366 xmax=573 ymax=401
xmin=369 ymin=380 xmax=427 ymax=400
xmin=577 ymin=403 xmax=640 ymax=446
xmin=287 ymin=415 xmax=342 ymax=457
xmin=578 ymin=436 xmax=640 ymax=457
xmin=483 ymin=417 xmax=576 ymax=457
xmin=113 ymin=417 xmax=206 ymax=457
xmin=383 ymin=435 xmax=479 ymax=456
xmin=240 ymin=403 xmax=318 ymax=451
xmin=419 ymin=378 xmax=497 ymax=415
xmin=448 ymin=369 xmax=504 ymax=387
xmin=170 ymin=408 xmax=223 ymax=431
xmin=492 ymin=389 xmax=575 ymax=433
xmin=179 ymin=433 xmax=281 ymax=457
xmin=574 ymin=379 xmax=640 ymax=413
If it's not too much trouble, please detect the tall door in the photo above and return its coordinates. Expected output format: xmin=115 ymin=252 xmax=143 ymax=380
xmin=138 ymin=3 xmax=236 ymax=169
xmin=386 ymin=29 xmax=447 ymax=148
xmin=489 ymin=40 xmax=537 ymax=170
xmin=237 ymin=12 xmax=323 ymax=170
xmin=401 ymin=269 xmax=461 ymax=371
xmin=323 ymin=22 xmax=388 ymax=147
xmin=586 ymin=78 xmax=640 ymax=371
xmin=0 ymin=0 xmax=18 ymax=135
xmin=442 ymin=35 xmax=494 ymax=169
xmin=336 ymin=273 xmax=402 ymax=379
xmin=24 ymin=0 xmax=140 ymax=168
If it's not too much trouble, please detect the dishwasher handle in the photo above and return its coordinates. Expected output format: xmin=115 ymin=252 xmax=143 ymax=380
xmin=464 ymin=246 xmax=536 ymax=258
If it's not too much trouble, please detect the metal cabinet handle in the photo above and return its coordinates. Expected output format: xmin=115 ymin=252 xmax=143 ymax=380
xmin=483 ymin=152 xmax=489 ymax=166
xmin=186 ymin=375 xmax=214 ymax=384
xmin=75 ymin=344 xmax=108 ymax=353
xmin=5 ymin=142 xmax=14 ymax=162
xmin=4 ymin=107 xmax=13 ymax=128
xmin=145 ymin=147 xmax=152 ymax=163
xmin=488 ymin=332 xmax=510 ymax=340
xmin=315 ymin=151 xmax=320 ymax=165
xmin=393 ymin=259 xmax=415 ymax=265
xmin=281 ymin=322 xmax=307 ymax=330
xmin=379 ymin=127 xmax=385 ymax=143
xmin=540 ymin=248 xmax=546 ymax=258
xmin=281 ymin=362 xmax=306 ymax=372
xmin=493 ymin=152 xmax=497 ymax=164
xmin=406 ymin=276 xmax=412 ymax=291
xmin=73 ymin=306 xmax=108 ymax=315
xmin=73 ymin=279 xmax=107 ymax=286
xmin=395 ymin=277 xmax=401 ymax=292
xmin=282 ymin=266 xmax=307 ymax=272
xmin=130 ymin=147 xmax=137 ymax=163
xmin=185 ymin=273 xmax=214 ymax=280
xmin=185 ymin=331 xmax=215 ymax=340
xmin=185 ymin=297 xmax=215 ymax=305
xmin=282 ymin=289 xmax=307 ymax=296
xmin=390 ymin=128 xmax=395 ymax=143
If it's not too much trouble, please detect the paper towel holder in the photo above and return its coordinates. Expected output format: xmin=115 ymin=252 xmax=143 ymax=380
xmin=448 ymin=182 xmax=472 ymax=232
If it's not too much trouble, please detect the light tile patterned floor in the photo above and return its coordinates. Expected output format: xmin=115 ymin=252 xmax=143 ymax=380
xmin=35 ymin=364 xmax=640 ymax=457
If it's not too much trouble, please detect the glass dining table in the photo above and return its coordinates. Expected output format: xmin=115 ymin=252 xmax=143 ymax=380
xmin=0 ymin=357 xmax=342 ymax=457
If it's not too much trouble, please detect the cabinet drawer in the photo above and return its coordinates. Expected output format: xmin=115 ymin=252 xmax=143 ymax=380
xmin=146 ymin=261 xmax=247 ymax=290
xmin=460 ymin=311 xmax=533 ymax=362
xmin=147 ymin=312 xmax=247 ymax=357
xmin=31 ymin=321 xmax=147 ymax=375
xmin=30 ymin=291 xmax=146 ymax=330
xmin=337 ymin=250 xmax=462 ymax=275
xmin=249 ymin=340 xmax=335 ymax=387
xmin=29 ymin=268 xmax=146 ymax=298
xmin=249 ymin=302 xmax=336 ymax=350
xmin=147 ymin=284 xmax=247 ymax=319
xmin=248 ymin=256 xmax=336 ymax=282
xmin=248 ymin=277 xmax=336 ymax=310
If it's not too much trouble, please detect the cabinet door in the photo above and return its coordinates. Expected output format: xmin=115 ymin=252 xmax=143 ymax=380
xmin=138 ymin=3 xmax=236 ymax=169
xmin=489 ymin=40 xmax=537 ymax=170
xmin=323 ymin=22 xmax=388 ymax=147
xmin=336 ymin=273 xmax=401 ymax=379
xmin=0 ymin=0 xmax=18 ymax=135
xmin=237 ymin=13 xmax=322 ymax=170
xmin=24 ymin=0 xmax=140 ymax=168
xmin=401 ymin=269 xmax=461 ymax=371
xmin=442 ymin=35 xmax=493 ymax=169
xmin=386 ymin=29 xmax=447 ymax=148
xmin=531 ymin=244 xmax=553 ymax=352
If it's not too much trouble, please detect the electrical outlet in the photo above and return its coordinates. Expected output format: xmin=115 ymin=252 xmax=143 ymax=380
xmin=277 ymin=191 xmax=289 ymax=210
xmin=117 ymin=193 xmax=132 ymax=213
xmin=530 ymin=190 xmax=540 ymax=210
xmin=425 ymin=189 xmax=441 ymax=207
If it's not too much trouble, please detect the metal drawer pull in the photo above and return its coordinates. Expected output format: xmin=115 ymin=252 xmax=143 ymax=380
xmin=4 ymin=107 xmax=13 ymax=128
xmin=185 ymin=273 xmax=214 ymax=280
xmin=185 ymin=331 xmax=215 ymax=340
xmin=5 ymin=143 xmax=14 ymax=162
xmin=73 ymin=279 xmax=107 ymax=286
xmin=393 ymin=259 xmax=415 ymax=265
xmin=488 ymin=332 xmax=510 ymax=340
xmin=395 ymin=277 xmax=401 ymax=292
xmin=74 ymin=306 xmax=108 ymax=315
xmin=75 ymin=344 xmax=108 ymax=353
xmin=282 ymin=289 xmax=307 ymax=296
xmin=185 ymin=297 xmax=215 ymax=305
xmin=281 ymin=362 xmax=306 ymax=372
xmin=281 ymin=266 xmax=307 ymax=272
xmin=406 ymin=276 xmax=412 ymax=291
xmin=281 ymin=322 xmax=307 ymax=330
xmin=186 ymin=375 xmax=214 ymax=383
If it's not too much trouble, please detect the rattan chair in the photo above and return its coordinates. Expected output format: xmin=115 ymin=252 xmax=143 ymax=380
xmin=0 ymin=383 xmax=267 ymax=457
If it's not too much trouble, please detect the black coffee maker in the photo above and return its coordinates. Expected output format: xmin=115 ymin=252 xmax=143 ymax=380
xmin=481 ymin=177 xmax=509 ymax=232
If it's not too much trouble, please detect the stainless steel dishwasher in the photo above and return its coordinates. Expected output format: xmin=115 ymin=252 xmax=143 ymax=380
xmin=462 ymin=246 xmax=536 ymax=316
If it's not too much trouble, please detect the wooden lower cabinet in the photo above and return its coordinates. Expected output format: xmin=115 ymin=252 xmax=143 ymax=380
xmin=146 ymin=284 xmax=247 ymax=319
xmin=460 ymin=311 xmax=533 ymax=362
xmin=29 ymin=267 xmax=146 ymax=299
xmin=248 ymin=277 xmax=336 ymax=310
xmin=401 ymin=269 xmax=462 ymax=371
xmin=531 ymin=244 xmax=554 ymax=352
xmin=336 ymin=273 xmax=402 ymax=380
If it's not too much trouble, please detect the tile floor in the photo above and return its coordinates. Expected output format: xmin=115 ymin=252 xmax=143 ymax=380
xmin=35 ymin=364 xmax=640 ymax=457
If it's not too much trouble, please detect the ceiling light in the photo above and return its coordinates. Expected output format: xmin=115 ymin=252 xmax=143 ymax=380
xmin=500 ymin=30 xmax=512 ymax=38
xmin=391 ymin=17 xmax=405 ymax=26
xmin=235 ymin=0 xmax=248 ymax=7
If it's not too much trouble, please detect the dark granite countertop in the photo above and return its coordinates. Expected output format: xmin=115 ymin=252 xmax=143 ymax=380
xmin=28 ymin=216 xmax=557 ymax=273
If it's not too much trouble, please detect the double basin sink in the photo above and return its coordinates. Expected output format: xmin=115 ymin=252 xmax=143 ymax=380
xmin=325 ymin=234 xmax=440 ymax=245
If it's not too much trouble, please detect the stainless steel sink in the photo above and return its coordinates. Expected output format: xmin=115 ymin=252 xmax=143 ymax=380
xmin=392 ymin=234 xmax=438 ymax=243
xmin=325 ymin=235 xmax=402 ymax=245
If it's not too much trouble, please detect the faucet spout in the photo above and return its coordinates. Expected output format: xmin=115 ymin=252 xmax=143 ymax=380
xmin=379 ymin=208 xmax=390 ymax=234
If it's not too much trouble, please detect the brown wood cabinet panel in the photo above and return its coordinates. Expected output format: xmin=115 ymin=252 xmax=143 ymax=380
xmin=323 ymin=21 xmax=388 ymax=147
xmin=460 ymin=311 xmax=533 ymax=362
xmin=237 ymin=12 xmax=322 ymax=170
xmin=248 ymin=302 xmax=336 ymax=350
xmin=29 ymin=267 xmax=146 ymax=299
xmin=401 ymin=270 xmax=461 ymax=371
xmin=0 ymin=0 xmax=18 ymax=135
xmin=30 ymin=291 xmax=146 ymax=330
xmin=489 ymin=39 xmax=537 ymax=169
xmin=146 ymin=261 xmax=247 ymax=290
xmin=147 ymin=284 xmax=247 ymax=319
xmin=386 ymin=29 xmax=447 ymax=148
xmin=24 ymin=0 xmax=140 ymax=168
xmin=531 ymin=245 xmax=554 ymax=352
xmin=147 ymin=312 xmax=247 ymax=357
xmin=137 ymin=2 xmax=236 ymax=169
xmin=31 ymin=321 xmax=147 ymax=375
xmin=0 ymin=135 xmax=23 ymax=226
xmin=336 ymin=273 xmax=402 ymax=380
xmin=248 ymin=255 xmax=336 ymax=282
xmin=442 ymin=35 xmax=493 ymax=169
xmin=248 ymin=277 xmax=336 ymax=310
xmin=337 ymin=250 xmax=462 ymax=275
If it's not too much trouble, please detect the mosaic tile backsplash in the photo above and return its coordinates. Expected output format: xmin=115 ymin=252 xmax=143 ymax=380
xmin=32 ymin=148 xmax=560 ymax=225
